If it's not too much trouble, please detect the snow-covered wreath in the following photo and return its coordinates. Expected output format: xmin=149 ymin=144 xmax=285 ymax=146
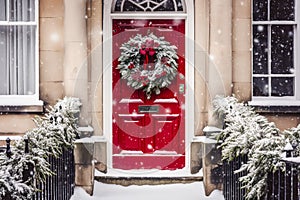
xmin=117 ymin=32 xmax=178 ymax=99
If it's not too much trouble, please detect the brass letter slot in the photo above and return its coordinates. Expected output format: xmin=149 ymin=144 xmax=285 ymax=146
xmin=138 ymin=105 xmax=159 ymax=113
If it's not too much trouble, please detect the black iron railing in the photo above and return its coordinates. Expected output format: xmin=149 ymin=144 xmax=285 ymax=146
xmin=33 ymin=148 xmax=75 ymax=200
xmin=3 ymin=138 xmax=75 ymax=200
xmin=223 ymin=154 xmax=300 ymax=200
xmin=266 ymin=160 xmax=299 ymax=200
xmin=223 ymin=155 xmax=247 ymax=200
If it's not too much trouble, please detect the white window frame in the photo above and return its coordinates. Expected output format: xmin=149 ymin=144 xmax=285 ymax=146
xmin=250 ymin=0 xmax=300 ymax=106
xmin=0 ymin=0 xmax=42 ymax=107
xmin=103 ymin=0 xmax=194 ymax=175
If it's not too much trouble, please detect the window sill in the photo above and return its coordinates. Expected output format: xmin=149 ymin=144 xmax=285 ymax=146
xmin=0 ymin=100 xmax=44 ymax=113
xmin=248 ymin=100 xmax=300 ymax=114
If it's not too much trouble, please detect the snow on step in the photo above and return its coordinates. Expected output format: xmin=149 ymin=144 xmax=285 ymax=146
xmin=70 ymin=181 xmax=224 ymax=200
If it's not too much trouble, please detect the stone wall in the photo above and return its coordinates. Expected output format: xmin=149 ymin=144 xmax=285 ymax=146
xmin=194 ymin=0 xmax=233 ymax=133
xmin=1 ymin=0 xmax=299 ymax=186
xmin=232 ymin=0 xmax=251 ymax=102
xmin=40 ymin=0 xmax=65 ymax=106
xmin=0 ymin=0 xmax=65 ymax=137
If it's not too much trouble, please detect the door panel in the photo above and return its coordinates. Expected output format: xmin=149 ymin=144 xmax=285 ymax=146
xmin=112 ymin=19 xmax=185 ymax=170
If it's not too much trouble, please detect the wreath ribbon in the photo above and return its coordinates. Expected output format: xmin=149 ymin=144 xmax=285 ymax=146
xmin=140 ymin=48 xmax=156 ymax=70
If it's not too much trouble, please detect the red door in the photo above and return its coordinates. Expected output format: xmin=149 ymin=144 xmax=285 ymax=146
xmin=112 ymin=19 xmax=185 ymax=170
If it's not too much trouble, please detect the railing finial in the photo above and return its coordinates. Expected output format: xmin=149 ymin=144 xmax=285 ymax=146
xmin=6 ymin=137 xmax=11 ymax=159
xmin=284 ymin=140 xmax=294 ymax=158
xmin=24 ymin=135 xmax=29 ymax=154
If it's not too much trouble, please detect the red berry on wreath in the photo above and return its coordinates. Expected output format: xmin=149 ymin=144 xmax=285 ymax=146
xmin=161 ymin=71 xmax=167 ymax=76
xmin=128 ymin=62 xmax=135 ymax=69
xmin=148 ymin=48 xmax=156 ymax=56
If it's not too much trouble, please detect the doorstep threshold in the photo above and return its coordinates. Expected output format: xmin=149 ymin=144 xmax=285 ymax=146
xmin=94 ymin=173 xmax=203 ymax=186
xmin=95 ymin=167 xmax=203 ymax=178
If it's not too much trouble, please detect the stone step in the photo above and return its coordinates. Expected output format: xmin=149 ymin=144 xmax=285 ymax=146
xmin=94 ymin=176 xmax=203 ymax=186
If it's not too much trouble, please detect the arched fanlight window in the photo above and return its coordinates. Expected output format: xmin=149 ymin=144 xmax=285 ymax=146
xmin=112 ymin=0 xmax=186 ymax=12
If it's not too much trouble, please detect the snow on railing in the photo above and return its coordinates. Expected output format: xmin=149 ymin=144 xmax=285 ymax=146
xmin=0 ymin=97 xmax=80 ymax=200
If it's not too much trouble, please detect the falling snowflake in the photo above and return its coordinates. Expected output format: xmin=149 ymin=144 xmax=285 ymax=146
xmin=180 ymin=104 xmax=185 ymax=110
xmin=257 ymin=25 xmax=264 ymax=32
xmin=147 ymin=144 xmax=153 ymax=150
xmin=165 ymin=108 xmax=171 ymax=113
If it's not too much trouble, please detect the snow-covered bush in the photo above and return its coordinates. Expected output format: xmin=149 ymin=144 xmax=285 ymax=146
xmin=0 ymin=97 xmax=81 ymax=199
xmin=213 ymin=96 xmax=286 ymax=200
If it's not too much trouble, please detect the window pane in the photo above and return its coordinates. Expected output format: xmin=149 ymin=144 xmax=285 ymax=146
xmin=155 ymin=1 xmax=176 ymax=11
xmin=9 ymin=0 xmax=35 ymax=21
xmin=253 ymin=25 xmax=268 ymax=74
xmin=270 ymin=0 xmax=294 ymax=21
xmin=122 ymin=1 xmax=144 ymax=12
xmin=175 ymin=0 xmax=184 ymax=11
xmin=0 ymin=26 xmax=35 ymax=95
xmin=253 ymin=77 xmax=269 ymax=96
xmin=0 ymin=26 xmax=8 ymax=94
xmin=271 ymin=25 xmax=294 ymax=74
xmin=253 ymin=0 xmax=268 ymax=21
xmin=0 ymin=0 xmax=6 ymax=21
xmin=271 ymin=77 xmax=294 ymax=96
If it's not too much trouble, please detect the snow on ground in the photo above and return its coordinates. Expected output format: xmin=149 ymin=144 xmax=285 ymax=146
xmin=70 ymin=181 xmax=224 ymax=200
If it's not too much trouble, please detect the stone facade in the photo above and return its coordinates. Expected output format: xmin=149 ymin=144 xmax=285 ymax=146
xmin=1 ymin=0 xmax=299 ymax=195
xmin=4 ymin=0 xmax=296 ymax=142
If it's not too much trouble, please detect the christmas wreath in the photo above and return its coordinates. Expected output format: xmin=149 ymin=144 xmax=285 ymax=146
xmin=117 ymin=32 xmax=178 ymax=99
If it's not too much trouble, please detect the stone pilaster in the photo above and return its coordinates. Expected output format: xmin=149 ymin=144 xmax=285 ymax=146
xmin=89 ymin=0 xmax=104 ymax=136
xmin=232 ymin=0 xmax=251 ymax=101
xmin=207 ymin=0 xmax=233 ymax=125
xmin=64 ymin=0 xmax=90 ymax=126
xmin=194 ymin=0 xmax=210 ymax=135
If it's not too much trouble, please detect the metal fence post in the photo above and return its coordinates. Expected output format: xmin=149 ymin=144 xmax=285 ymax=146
xmin=24 ymin=136 xmax=29 ymax=154
xmin=6 ymin=137 xmax=11 ymax=159
xmin=23 ymin=136 xmax=35 ymax=186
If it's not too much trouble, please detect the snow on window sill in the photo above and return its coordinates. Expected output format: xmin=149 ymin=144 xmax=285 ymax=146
xmin=248 ymin=100 xmax=300 ymax=113
xmin=249 ymin=100 xmax=300 ymax=106
xmin=0 ymin=99 xmax=44 ymax=113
